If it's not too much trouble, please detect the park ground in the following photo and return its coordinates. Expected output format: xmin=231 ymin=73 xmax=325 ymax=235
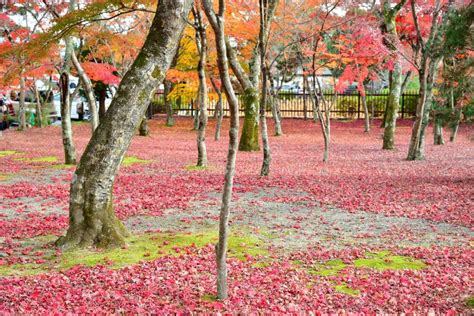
xmin=0 ymin=118 xmax=472 ymax=313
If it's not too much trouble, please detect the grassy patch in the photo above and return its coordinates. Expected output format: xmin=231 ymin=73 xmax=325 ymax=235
xmin=354 ymin=251 xmax=426 ymax=270
xmin=15 ymin=156 xmax=58 ymax=163
xmin=185 ymin=165 xmax=209 ymax=171
xmin=51 ymin=163 xmax=76 ymax=169
xmin=335 ymin=283 xmax=360 ymax=296
xmin=0 ymin=150 xmax=20 ymax=157
xmin=310 ymin=259 xmax=347 ymax=276
xmin=0 ymin=173 xmax=11 ymax=181
xmin=122 ymin=156 xmax=152 ymax=167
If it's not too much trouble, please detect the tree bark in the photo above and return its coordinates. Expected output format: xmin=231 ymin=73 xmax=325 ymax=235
xmin=381 ymin=0 xmax=407 ymax=148
xmin=193 ymin=7 xmax=209 ymax=167
xmin=433 ymin=119 xmax=444 ymax=145
xmin=18 ymin=74 xmax=27 ymax=131
xmin=164 ymin=80 xmax=174 ymax=127
xmin=203 ymin=0 xmax=240 ymax=300
xmin=56 ymin=0 xmax=192 ymax=250
xmin=60 ymin=74 xmax=77 ymax=165
xmin=34 ymin=84 xmax=43 ymax=128
xmin=71 ymin=52 xmax=99 ymax=132
xmin=449 ymin=109 xmax=461 ymax=142
xmin=361 ymin=85 xmax=370 ymax=133
xmin=139 ymin=116 xmax=149 ymax=136
xmin=211 ymin=77 xmax=223 ymax=141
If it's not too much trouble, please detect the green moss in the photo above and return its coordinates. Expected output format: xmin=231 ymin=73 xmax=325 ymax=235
xmin=122 ymin=156 xmax=152 ymax=167
xmin=151 ymin=67 xmax=162 ymax=79
xmin=310 ymin=259 xmax=347 ymax=276
xmin=0 ymin=150 xmax=19 ymax=157
xmin=0 ymin=263 xmax=50 ymax=277
xmin=185 ymin=165 xmax=208 ymax=171
xmin=52 ymin=164 xmax=76 ymax=169
xmin=465 ymin=296 xmax=474 ymax=307
xmin=201 ymin=293 xmax=218 ymax=302
xmin=354 ymin=252 xmax=426 ymax=270
xmin=16 ymin=156 xmax=58 ymax=163
xmin=335 ymin=283 xmax=360 ymax=296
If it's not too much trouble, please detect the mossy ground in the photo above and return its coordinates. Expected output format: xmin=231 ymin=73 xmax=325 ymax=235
xmin=0 ymin=229 xmax=267 ymax=277
xmin=122 ymin=156 xmax=152 ymax=166
xmin=185 ymin=165 xmax=209 ymax=171
xmin=0 ymin=150 xmax=19 ymax=157
xmin=15 ymin=156 xmax=58 ymax=163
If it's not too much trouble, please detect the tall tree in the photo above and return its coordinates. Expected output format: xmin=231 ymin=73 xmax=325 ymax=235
xmin=57 ymin=0 xmax=193 ymax=249
xmin=381 ymin=0 xmax=408 ymax=150
xmin=202 ymin=0 xmax=241 ymax=301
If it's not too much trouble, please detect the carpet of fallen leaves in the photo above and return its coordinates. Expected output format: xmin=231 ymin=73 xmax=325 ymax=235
xmin=0 ymin=117 xmax=473 ymax=313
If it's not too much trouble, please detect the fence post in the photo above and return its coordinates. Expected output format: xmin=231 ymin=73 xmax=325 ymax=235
xmin=401 ymin=93 xmax=405 ymax=119
xmin=357 ymin=91 xmax=361 ymax=119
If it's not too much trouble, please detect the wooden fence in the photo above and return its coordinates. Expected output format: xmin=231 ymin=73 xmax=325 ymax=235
xmin=151 ymin=90 xmax=419 ymax=119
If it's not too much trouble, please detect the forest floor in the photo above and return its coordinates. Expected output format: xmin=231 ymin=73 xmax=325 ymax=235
xmin=0 ymin=117 xmax=472 ymax=313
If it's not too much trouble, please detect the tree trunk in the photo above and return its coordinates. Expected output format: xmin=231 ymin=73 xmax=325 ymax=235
xmin=194 ymin=7 xmax=209 ymax=167
xmin=239 ymin=87 xmax=260 ymax=151
xmin=271 ymin=96 xmax=283 ymax=136
xmin=18 ymin=75 xmax=27 ymax=131
xmin=98 ymin=86 xmax=107 ymax=119
xmin=211 ymin=78 xmax=223 ymax=141
xmin=202 ymin=0 xmax=241 ymax=300
xmin=139 ymin=116 xmax=149 ymax=136
xmin=34 ymin=84 xmax=43 ymax=128
xmin=382 ymin=61 xmax=402 ymax=149
xmin=450 ymin=109 xmax=461 ymax=142
xmin=381 ymin=70 xmax=393 ymax=128
xmin=362 ymin=85 xmax=370 ymax=133
xmin=60 ymin=74 xmax=77 ymax=165
xmin=322 ymin=111 xmax=330 ymax=162
xmin=407 ymin=68 xmax=427 ymax=160
xmin=164 ymin=80 xmax=174 ymax=127
xmin=56 ymin=0 xmax=192 ymax=250
xmin=71 ymin=51 xmax=99 ymax=132
xmin=433 ymin=119 xmax=444 ymax=145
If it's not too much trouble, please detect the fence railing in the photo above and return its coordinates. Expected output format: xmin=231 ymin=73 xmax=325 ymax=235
xmin=151 ymin=90 xmax=419 ymax=119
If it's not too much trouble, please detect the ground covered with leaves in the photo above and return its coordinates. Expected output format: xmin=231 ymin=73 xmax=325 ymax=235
xmin=0 ymin=118 xmax=472 ymax=313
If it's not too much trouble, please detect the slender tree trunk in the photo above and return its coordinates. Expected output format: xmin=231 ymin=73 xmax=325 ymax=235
xmin=98 ymin=87 xmax=107 ymax=119
xmin=139 ymin=116 xmax=149 ymax=136
xmin=433 ymin=120 xmax=444 ymax=145
xmin=382 ymin=62 xmax=403 ymax=149
xmin=164 ymin=80 xmax=174 ymax=127
xmin=60 ymin=74 xmax=77 ymax=165
xmin=34 ymin=84 xmax=43 ymax=128
xmin=450 ymin=109 xmax=461 ymax=142
xmin=211 ymin=78 xmax=223 ymax=141
xmin=194 ymin=7 xmax=209 ymax=167
xmin=71 ymin=51 xmax=99 ymax=131
xmin=362 ymin=85 xmax=370 ymax=133
xmin=202 ymin=0 xmax=241 ymax=300
xmin=271 ymin=96 xmax=283 ymax=136
xmin=381 ymin=70 xmax=393 ymax=128
xmin=56 ymin=0 xmax=192 ymax=250
xmin=18 ymin=75 xmax=27 ymax=131
xmin=407 ymin=68 xmax=427 ymax=160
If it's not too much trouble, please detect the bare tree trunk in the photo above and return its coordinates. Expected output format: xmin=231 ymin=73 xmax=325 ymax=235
xmin=450 ymin=109 xmax=461 ymax=142
xmin=34 ymin=84 xmax=43 ymax=128
xmin=18 ymin=75 xmax=27 ymax=131
xmin=164 ymin=80 xmax=174 ymax=127
xmin=60 ymin=74 xmax=77 ymax=165
xmin=211 ymin=77 xmax=223 ymax=141
xmin=139 ymin=116 xmax=149 ymax=136
xmin=407 ymin=68 xmax=427 ymax=160
xmin=362 ymin=85 xmax=370 ymax=133
xmin=71 ymin=51 xmax=99 ymax=132
xmin=433 ymin=120 xmax=444 ymax=145
xmin=98 ymin=87 xmax=107 ymax=119
xmin=193 ymin=6 xmax=209 ymax=167
xmin=258 ymin=0 xmax=278 ymax=176
xmin=203 ymin=0 xmax=240 ymax=300
xmin=56 ymin=0 xmax=192 ymax=250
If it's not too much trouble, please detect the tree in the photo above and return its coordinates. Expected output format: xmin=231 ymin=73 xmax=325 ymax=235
xmin=202 ymin=0 xmax=241 ymax=301
xmin=57 ymin=0 xmax=193 ymax=249
xmin=381 ymin=0 xmax=408 ymax=150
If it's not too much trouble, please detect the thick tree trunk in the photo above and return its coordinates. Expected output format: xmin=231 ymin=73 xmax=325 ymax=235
xmin=239 ymin=88 xmax=260 ymax=151
xmin=381 ymin=70 xmax=393 ymax=128
xmin=139 ymin=116 xmax=149 ymax=136
xmin=71 ymin=51 xmax=99 ymax=131
xmin=407 ymin=68 xmax=427 ymax=160
xmin=18 ymin=75 xmax=27 ymax=131
xmin=202 ymin=0 xmax=241 ymax=300
xmin=56 ymin=0 xmax=192 ymax=250
xmin=60 ymin=74 xmax=77 ymax=165
xmin=382 ymin=62 xmax=402 ymax=149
